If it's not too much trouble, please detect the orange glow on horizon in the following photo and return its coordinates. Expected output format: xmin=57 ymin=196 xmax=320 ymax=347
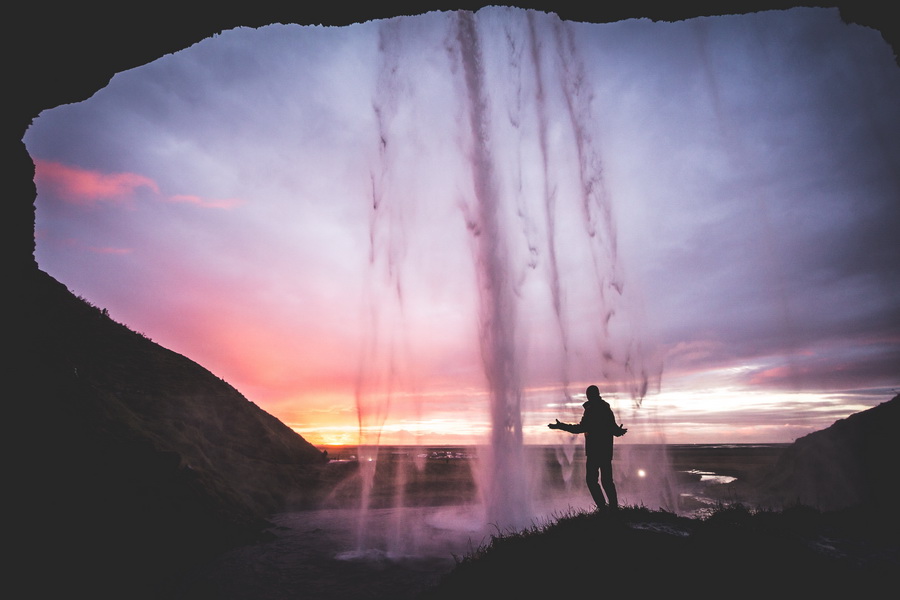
xmin=267 ymin=383 xmax=888 ymax=447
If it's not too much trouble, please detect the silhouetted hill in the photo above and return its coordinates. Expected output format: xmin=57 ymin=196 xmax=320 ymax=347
xmin=16 ymin=269 xmax=328 ymax=598
xmin=753 ymin=394 xmax=899 ymax=512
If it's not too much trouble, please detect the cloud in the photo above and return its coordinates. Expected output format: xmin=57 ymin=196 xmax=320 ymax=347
xmin=34 ymin=159 xmax=158 ymax=207
xmin=35 ymin=159 xmax=244 ymax=211
xmin=166 ymin=194 xmax=242 ymax=209
xmin=745 ymin=342 xmax=900 ymax=392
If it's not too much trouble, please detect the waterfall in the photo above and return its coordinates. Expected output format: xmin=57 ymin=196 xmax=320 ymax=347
xmin=353 ymin=7 xmax=656 ymax=543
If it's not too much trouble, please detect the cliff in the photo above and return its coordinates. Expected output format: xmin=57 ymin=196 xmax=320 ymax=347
xmin=15 ymin=268 xmax=328 ymax=597
xmin=754 ymin=394 xmax=899 ymax=512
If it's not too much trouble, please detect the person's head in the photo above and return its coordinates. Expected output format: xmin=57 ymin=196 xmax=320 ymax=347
xmin=586 ymin=385 xmax=601 ymax=402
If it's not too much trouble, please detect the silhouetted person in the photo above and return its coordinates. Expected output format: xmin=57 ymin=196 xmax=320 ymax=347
xmin=549 ymin=385 xmax=627 ymax=511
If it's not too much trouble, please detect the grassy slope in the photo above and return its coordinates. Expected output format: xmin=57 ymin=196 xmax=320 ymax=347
xmin=17 ymin=269 xmax=329 ymax=598
xmin=422 ymin=504 xmax=898 ymax=598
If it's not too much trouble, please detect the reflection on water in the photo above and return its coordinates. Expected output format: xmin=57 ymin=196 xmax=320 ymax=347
xmin=688 ymin=470 xmax=738 ymax=484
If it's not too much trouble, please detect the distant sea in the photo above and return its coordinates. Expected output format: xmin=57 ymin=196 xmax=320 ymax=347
xmin=315 ymin=443 xmax=789 ymax=518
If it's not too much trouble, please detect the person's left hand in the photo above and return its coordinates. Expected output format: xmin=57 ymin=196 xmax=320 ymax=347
xmin=548 ymin=419 xmax=563 ymax=429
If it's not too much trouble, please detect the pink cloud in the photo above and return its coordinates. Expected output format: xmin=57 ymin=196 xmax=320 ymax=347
xmin=34 ymin=159 xmax=159 ymax=207
xmin=166 ymin=194 xmax=242 ymax=209
xmin=663 ymin=339 xmax=727 ymax=371
xmin=34 ymin=159 xmax=241 ymax=211
xmin=745 ymin=348 xmax=900 ymax=391
xmin=748 ymin=365 xmax=796 ymax=386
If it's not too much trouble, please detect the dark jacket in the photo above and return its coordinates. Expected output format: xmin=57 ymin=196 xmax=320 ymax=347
xmin=556 ymin=399 xmax=625 ymax=458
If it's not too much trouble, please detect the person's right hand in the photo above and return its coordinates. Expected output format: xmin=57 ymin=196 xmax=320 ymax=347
xmin=548 ymin=419 xmax=563 ymax=429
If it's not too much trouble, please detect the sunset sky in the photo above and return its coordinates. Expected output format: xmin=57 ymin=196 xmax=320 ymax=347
xmin=25 ymin=7 xmax=899 ymax=446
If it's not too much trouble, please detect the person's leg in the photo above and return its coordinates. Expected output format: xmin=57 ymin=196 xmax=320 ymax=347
xmin=585 ymin=456 xmax=607 ymax=509
xmin=599 ymin=458 xmax=618 ymax=509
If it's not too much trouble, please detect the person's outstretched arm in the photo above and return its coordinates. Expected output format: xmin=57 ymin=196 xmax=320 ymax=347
xmin=548 ymin=419 xmax=583 ymax=433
